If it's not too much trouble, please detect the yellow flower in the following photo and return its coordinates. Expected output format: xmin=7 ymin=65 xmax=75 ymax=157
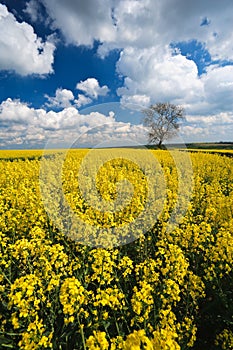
xmin=124 ymin=330 xmax=153 ymax=350
xmin=86 ymin=331 xmax=109 ymax=350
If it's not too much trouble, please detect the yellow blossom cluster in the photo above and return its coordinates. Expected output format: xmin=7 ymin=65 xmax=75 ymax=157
xmin=0 ymin=149 xmax=232 ymax=349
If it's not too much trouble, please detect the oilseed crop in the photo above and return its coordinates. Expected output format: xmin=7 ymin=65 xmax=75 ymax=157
xmin=0 ymin=149 xmax=232 ymax=349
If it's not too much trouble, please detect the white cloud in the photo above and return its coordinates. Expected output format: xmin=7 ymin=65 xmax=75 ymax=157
xmin=24 ymin=0 xmax=42 ymax=22
xmin=201 ymin=65 xmax=233 ymax=113
xmin=1 ymin=97 xmax=233 ymax=147
xmin=94 ymin=0 xmax=233 ymax=60
xmin=32 ymin=0 xmax=233 ymax=123
xmin=115 ymin=45 xmax=233 ymax=121
xmin=178 ymin=64 xmax=233 ymax=117
xmin=19 ymin=0 xmax=233 ymax=121
xmin=45 ymin=88 xmax=75 ymax=108
xmin=120 ymin=94 xmax=151 ymax=108
xmin=186 ymin=112 xmax=233 ymax=125
xmin=181 ymin=125 xmax=208 ymax=140
xmin=181 ymin=120 xmax=233 ymax=143
xmin=76 ymin=78 xmax=109 ymax=99
xmin=2 ymin=0 xmax=233 ymax=145
xmin=23 ymin=0 xmax=233 ymax=62
xmin=117 ymin=46 xmax=204 ymax=106
xmin=0 ymin=98 xmax=148 ymax=147
xmin=45 ymin=79 xmax=109 ymax=110
xmin=40 ymin=0 xmax=116 ymax=47
xmin=0 ymin=4 xmax=55 ymax=75
xmin=0 ymin=98 xmax=37 ymax=124
xmin=75 ymin=94 xmax=92 ymax=108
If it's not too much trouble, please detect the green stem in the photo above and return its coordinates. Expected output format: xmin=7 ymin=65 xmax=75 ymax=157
xmin=0 ymin=331 xmax=21 ymax=336
xmin=78 ymin=315 xmax=86 ymax=350
xmin=1 ymin=344 xmax=15 ymax=349
xmin=0 ymin=269 xmax=12 ymax=285
xmin=114 ymin=315 xmax=120 ymax=336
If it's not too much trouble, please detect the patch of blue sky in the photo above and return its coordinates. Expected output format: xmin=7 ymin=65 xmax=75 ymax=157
xmin=170 ymin=40 xmax=212 ymax=75
xmin=0 ymin=41 xmax=122 ymax=109
xmin=171 ymin=39 xmax=233 ymax=76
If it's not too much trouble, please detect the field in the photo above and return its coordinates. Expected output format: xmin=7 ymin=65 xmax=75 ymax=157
xmin=0 ymin=149 xmax=233 ymax=349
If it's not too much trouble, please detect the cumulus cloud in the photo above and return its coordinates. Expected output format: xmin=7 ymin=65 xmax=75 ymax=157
xmin=180 ymin=125 xmax=209 ymax=142
xmin=40 ymin=0 xmax=116 ymax=46
xmin=24 ymin=0 xmax=43 ymax=22
xmin=120 ymin=94 xmax=151 ymax=109
xmin=75 ymin=94 xmax=92 ymax=108
xmin=0 ymin=4 xmax=55 ymax=75
xmin=1 ymin=97 xmax=233 ymax=147
xmin=186 ymin=112 xmax=233 ymax=125
xmin=19 ymin=0 xmax=233 ymax=115
xmin=0 ymin=98 xmax=147 ymax=148
xmin=2 ymin=0 xmax=233 ymax=145
xmin=76 ymin=78 xmax=109 ymax=99
xmin=45 ymin=79 xmax=109 ymax=110
xmin=94 ymin=0 xmax=233 ymax=61
xmin=45 ymin=88 xmax=75 ymax=108
xmin=181 ymin=119 xmax=233 ymax=143
xmin=117 ymin=46 xmax=204 ymax=106
xmin=115 ymin=45 xmax=233 ymax=120
xmin=0 ymin=98 xmax=37 ymax=124
xmin=201 ymin=65 xmax=233 ymax=113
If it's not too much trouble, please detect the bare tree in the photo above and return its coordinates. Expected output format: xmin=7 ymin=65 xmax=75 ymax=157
xmin=142 ymin=102 xmax=185 ymax=148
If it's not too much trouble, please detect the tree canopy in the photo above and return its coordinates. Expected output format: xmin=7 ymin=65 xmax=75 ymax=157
xmin=142 ymin=102 xmax=185 ymax=148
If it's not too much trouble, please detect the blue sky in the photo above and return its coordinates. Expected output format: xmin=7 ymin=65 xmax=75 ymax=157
xmin=0 ymin=0 xmax=233 ymax=148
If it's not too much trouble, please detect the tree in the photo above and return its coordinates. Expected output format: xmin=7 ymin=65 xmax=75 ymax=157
xmin=142 ymin=102 xmax=185 ymax=148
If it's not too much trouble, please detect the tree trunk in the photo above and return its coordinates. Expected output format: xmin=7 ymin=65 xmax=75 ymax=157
xmin=158 ymin=139 xmax=163 ymax=149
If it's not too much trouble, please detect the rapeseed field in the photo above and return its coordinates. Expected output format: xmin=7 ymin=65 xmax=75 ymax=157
xmin=0 ymin=149 xmax=232 ymax=349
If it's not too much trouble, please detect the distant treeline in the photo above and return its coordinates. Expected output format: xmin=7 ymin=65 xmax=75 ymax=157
xmin=185 ymin=142 xmax=233 ymax=150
